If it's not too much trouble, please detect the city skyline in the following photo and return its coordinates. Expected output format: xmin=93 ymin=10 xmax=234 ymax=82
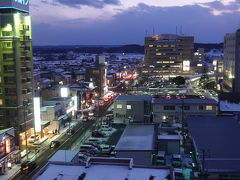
xmin=31 ymin=0 xmax=240 ymax=45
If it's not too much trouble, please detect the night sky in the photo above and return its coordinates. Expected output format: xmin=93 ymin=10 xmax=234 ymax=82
xmin=31 ymin=0 xmax=240 ymax=45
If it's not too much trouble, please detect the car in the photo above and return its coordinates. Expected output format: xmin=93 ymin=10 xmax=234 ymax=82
xmin=92 ymin=131 xmax=105 ymax=137
xmin=156 ymin=151 xmax=166 ymax=165
xmin=28 ymin=135 xmax=39 ymax=143
xmin=83 ymin=116 xmax=89 ymax=122
xmin=21 ymin=161 xmax=37 ymax=174
xmin=50 ymin=140 xmax=61 ymax=148
xmin=67 ymin=128 xmax=75 ymax=135
xmin=172 ymin=154 xmax=182 ymax=168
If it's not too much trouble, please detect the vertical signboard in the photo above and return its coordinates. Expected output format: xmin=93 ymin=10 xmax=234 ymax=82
xmin=34 ymin=97 xmax=41 ymax=133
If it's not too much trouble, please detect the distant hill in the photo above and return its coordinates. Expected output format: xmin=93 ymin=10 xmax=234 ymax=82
xmin=194 ymin=43 xmax=223 ymax=53
xmin=33 ymin=43 xmax=223 ymax=54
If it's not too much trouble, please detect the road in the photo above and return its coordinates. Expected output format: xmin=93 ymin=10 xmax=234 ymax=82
xmin=11 ymin=99 xmax=114 ymax=180
xmin=11 ymin=120 xmax=95 ymax=180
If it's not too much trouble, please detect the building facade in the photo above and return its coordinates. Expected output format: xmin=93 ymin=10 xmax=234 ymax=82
xmin=0 ymin=1 xmax=34 ymax=146
xmin=144 ymin=34 xmax=194 ymax=74
xmin=113 ymin=95 xmax=152 ymax=124
xmin=223 ymin=29 xmax=240 ymax=92
xmin=152 ymin=97 xmax=217 ymax=124
xmin=85 ymin=56 xmax=107 ymax=97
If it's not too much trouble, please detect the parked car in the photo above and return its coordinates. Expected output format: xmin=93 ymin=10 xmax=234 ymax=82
xmin=21 ymin=161 xmax=37 ymax=174
xmin=67 ymin=128 xmax=75 ymax=135
xmin=50 ymin=141 xmax=61 ymax=148
xmin=28 ymin=135 xmax=39 ymax=143
xmin=100 ymin=145 xmax=112 ymax=154
xmin=174 ymin=168 xmax=184 ymax=179
xmin=172 ymin=154 xmax=182 ymax=168
xmin=92 ymin=131 xmax=104 ymax=137
xmin=83 ymin=116 xmax=89 ymax=122
xmin=156 ymin=151 xmax=166 ymax=165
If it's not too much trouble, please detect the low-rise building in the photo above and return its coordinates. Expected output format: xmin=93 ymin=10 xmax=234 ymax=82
xmin=188 ymin=116 xmax=240 ymax=178
xmin=115 ymin=124 xmax=155 ymax=166
xmin=113 ymin=95 xmax=152 ymax=124
xmin=152 ymin=95 xmax=217 ymax=123
xmin=219 ymin=92 xmax=240 ymax=116
xmin=33 ymin=157 xmax=173 ymax=180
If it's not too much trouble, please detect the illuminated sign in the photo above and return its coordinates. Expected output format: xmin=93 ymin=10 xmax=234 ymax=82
xmin=60 ymin=87 xmax=69 ymax=98
xmin=34 ymin=97 xmax=41 ymax=133
xmin=0 ymin=0 xmax=29 ymax=12
xmin=183 ymin=60 xmax=190 ymax=72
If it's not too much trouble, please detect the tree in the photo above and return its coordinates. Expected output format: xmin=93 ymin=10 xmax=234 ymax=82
xmin=172 ymin=76 xmax=185 ymax=86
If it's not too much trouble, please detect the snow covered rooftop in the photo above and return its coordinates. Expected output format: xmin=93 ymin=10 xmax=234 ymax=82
xmin=220 ymin=100 xmax=240 ymax=112
xmin=115 ymin=124 xmax=155 ymax=151
xmin=158 ymin=134 xmax=181 ymax=140
xmin=49 ymin=150 xmax=79 ymax=163
xmin=34 ymin=160 xmax=170 ymax=180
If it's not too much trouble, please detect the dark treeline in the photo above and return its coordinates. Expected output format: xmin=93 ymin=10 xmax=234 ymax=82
xmin=33 ymin=43 xmax=223 ymax=54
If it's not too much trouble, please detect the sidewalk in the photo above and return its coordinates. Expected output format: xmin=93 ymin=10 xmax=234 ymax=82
xmin=1 ymin=120 xmax=80 ymax=180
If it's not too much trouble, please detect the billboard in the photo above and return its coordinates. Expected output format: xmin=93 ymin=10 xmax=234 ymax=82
xmin=0 ymin=0 xmax=29 ymax=12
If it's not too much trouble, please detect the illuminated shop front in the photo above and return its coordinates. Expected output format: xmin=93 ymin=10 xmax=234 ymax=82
xmin=0 ymin=128 xmax=21 ymax=174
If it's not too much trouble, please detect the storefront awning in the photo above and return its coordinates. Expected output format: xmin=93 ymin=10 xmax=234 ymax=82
xmin=41 ymin=121 xmax=50 ymax=128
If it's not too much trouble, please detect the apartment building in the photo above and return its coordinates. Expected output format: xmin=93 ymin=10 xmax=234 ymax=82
xmin=152 ymin=95 xmax=217 ymax=123
xmin=0 ymin=1 xmax=34 ymax=145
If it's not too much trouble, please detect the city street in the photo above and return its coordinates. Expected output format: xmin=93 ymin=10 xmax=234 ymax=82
xmin=10 ymin=120 xmax=95 ymax=180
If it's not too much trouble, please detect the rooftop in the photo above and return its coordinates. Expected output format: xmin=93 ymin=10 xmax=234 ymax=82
xmin=49 ymin=150 xmax=79 ymax=163
xmin=115 ymin=124 xmax=155 ymax=151
xmin=116 ymin=95 xmax=152 ymax=102
xmin=152 ymin=96 xmax=217 ymax=105
xmin=188 ymin=116 xmax=240 ymax=172
xmin=34 ymin=158 xmax=170 ymax=180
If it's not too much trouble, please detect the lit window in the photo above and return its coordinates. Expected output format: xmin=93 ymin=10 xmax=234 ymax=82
xmin=206 ymin=106 xmax=213 ymax=110
xmin=0 ymin=99 xmax=3 ymax=105
xmin=127 ymin=105 xmax=131 ymax=110
xmin=117 ymin=104 xmax=122 ymax=109
xmin=149 ymin=45 xmax=153 ymax=47
xmin=156 ymin=53 xmax=162 ymax=56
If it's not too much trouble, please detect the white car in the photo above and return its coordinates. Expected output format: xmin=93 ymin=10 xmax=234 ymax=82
xmin=28 ymin=135 xmax=39 ymax=143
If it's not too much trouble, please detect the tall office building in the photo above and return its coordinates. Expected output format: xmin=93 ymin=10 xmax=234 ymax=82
xmin=144 ymin=34 xmax=194 ymax=74
xmin=223 ymin=29 xmax=240 ymax=92
xmin=85 ymin=55 xmax=107 ymax=97
xmin=0 ymin=1 xmax=34 ymax=146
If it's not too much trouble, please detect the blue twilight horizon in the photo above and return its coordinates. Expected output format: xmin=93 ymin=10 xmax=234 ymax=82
xmin=30 ymin=0 xmax=240 ymax=45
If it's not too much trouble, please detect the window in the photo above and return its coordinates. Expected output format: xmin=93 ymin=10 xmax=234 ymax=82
xmin=0 ymin=99 xmax=3 ymax=105
xmin=199 ymin=106 xmax=204 ymax=110
xmin=2 ymin=31 xmax=12 ymax=37
xmin=184 ymin=106 xmax=190 ymax=110
xmin=127 ymin=105 xmax=132 ymax=110
xmin=116 ymin=104 xmax=122 ymax=109
xmin=149 ymin=45 xmax=153 ymax=47
xmin=206 ymin=106 xmax=213 ymax=111
xmin=0 ymin=88 xmax=2 ymax=94
xmin=3 ymin=53 xmax=14 ymax=60
xmin=164 ymin=106 xmax=175 ymax=110
xmin=3 ymin=42 xmax=12 ymax=48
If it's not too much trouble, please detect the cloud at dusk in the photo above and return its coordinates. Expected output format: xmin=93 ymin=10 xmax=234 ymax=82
xmin=30 ymin=0 xmax=240 ymax=45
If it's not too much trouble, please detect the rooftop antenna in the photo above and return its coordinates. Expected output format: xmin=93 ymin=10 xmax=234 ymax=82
xmin=176 ymin=26 xmax=178 ymax=35
xmin=145 ymin=30 xmax=148 ymax=36
xmin=153 ymin=27 xmax=155 ymax=35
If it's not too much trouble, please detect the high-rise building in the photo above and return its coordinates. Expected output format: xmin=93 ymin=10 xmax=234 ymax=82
xmin=144 ymin=34 xmax=194 ymax=74
xmin=0 ymin=1 xmax=34 ymax=146
xmin=223 ymin=29 xmax=240 ymax=92
xmin=85 ymin=55 xmax=107 ymax=97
